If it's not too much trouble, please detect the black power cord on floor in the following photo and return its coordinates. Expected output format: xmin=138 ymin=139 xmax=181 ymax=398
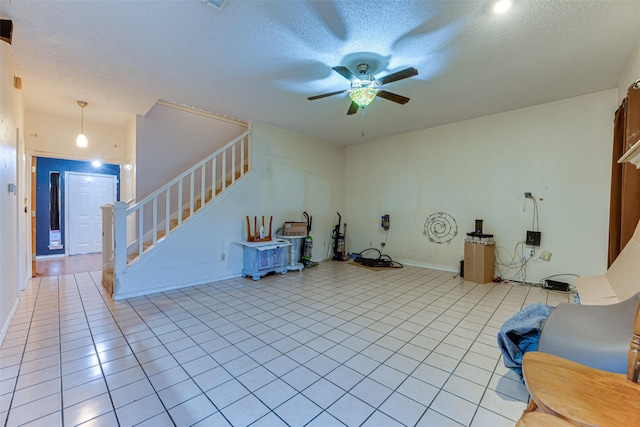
xmin=353 ymin=248 xmax=404 ymax=268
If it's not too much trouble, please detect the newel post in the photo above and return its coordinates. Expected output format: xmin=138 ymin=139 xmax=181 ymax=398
xmin=112 ymin=202 xmax=129 ymax=292
xmin=101 ymin=204 xmax=114 ymax=271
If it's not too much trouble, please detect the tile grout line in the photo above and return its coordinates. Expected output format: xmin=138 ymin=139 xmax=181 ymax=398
xmin=57 ymin=275 xmax=65 ymax=427
xmin=139 ymin=273 xmax=372 ymax=426
xmin=135 ymin=283 xmax=293 ymax=426
xmin=89 ymin=273 xmax=229 ymax=426
xmin=68 ymin=273 xmax=122 ymax=427
xmin=2 ymin=264 xmax=547 ymax=427
xmin=456 ymin=283 xmax=530 ymax=426
xmin=316 ymin=277 xmax=484 ymax=426
xmin=185 ymin=270 xmax=483 ymax=426
xmin=111 ymin=266 xmax=537 ymax=426
xmin=399 ymin=281 xmax=515 ymax=426
xmin=86 ymin=272 xmax=183 ymax=426
xmin=378 ymin=281 xmax=501 ymax=427
xmin=274 ymin=270 xmax=484 ymax=426
xmin=3 ymin=277 xmax=43 ymax=427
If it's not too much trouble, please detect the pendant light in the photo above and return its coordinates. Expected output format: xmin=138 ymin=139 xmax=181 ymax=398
xmin=76 ymin=100 xmax=88 ymax=148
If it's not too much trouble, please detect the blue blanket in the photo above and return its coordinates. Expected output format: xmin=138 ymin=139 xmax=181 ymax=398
xmin=497 ymin=303 xmax=555 ymax=381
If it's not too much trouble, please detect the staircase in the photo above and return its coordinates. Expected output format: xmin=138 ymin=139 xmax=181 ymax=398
xmin=101 ymin=129 xmax=252 ymax=297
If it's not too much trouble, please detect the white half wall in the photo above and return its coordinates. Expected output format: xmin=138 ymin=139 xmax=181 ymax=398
xmin=345 ymin=90 xmax=617 ymax=286
xmin=116 ymin=122 xmax=345 ymax=298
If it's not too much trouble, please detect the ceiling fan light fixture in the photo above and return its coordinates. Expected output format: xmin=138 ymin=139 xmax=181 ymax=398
xmin=349 ymin=87 xmax=377 ymax=108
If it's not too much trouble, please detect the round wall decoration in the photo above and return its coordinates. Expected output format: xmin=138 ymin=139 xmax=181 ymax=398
xmin=423 ymin=212 xmax=458 ymax=244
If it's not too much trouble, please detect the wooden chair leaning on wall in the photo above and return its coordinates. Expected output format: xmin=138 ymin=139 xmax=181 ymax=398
xmin=519 ymin=298 xmax=640 ymax=426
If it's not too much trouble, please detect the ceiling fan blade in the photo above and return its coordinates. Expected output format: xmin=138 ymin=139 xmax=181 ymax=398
xmin=333 ymin=66 xmax=359 ymax=81
xmin=375 ymin=67 xmax=418 ymax=86
xmin=376 ymin=90 xmax=410 ymax=105
xmin=346 ymin=101 xmax=359 ymax=115
xmin=308 ymin=89 xmax=347 ymax=101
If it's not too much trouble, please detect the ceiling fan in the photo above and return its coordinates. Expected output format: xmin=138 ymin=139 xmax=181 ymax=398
xmin=308 ymin=63 xmax=418 ymax=115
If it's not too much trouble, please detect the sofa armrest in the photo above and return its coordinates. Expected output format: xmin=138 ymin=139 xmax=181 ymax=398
xmin=574 ymin=275 xmax=619 ymax=305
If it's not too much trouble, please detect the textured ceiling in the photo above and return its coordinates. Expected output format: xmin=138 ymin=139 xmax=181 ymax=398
xmin=3 ymin=0 xmax=640 ymax=145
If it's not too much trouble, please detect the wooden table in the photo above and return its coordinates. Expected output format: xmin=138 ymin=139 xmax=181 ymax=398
xmin=517 ymin=412 xmax=575 ymax=427
xmin=523 ymin=351 xmax=640 ymax=426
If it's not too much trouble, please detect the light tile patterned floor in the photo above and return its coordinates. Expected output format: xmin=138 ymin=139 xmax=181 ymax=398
xmin=0 ymin=263 xmax=570 ymax=426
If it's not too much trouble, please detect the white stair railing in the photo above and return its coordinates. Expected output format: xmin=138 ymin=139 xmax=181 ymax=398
xmin=103 ymin=130 xmax=251 ymax=288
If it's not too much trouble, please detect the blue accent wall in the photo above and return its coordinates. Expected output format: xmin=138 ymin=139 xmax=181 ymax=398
xmin=36 ymin=157 xmax=120 ymax=256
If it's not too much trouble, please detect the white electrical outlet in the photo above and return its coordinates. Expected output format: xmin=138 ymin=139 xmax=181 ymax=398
xmin=541 ymin=251 xmax=552 ymax=261
xmin=220 ymin=252 xmax=226 ymax=261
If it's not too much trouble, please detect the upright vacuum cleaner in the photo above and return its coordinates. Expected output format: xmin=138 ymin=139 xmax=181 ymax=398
xmin=301 ymin=212 xmax=318 ymax=268
xmin=332 ymin=212 xmax=347 ymax=261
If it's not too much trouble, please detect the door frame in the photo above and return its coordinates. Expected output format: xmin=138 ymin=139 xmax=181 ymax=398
xmin=64 ymin=171 xmax=117 ymax=256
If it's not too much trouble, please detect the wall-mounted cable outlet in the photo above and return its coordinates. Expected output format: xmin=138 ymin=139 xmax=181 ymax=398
xmin=381 ymin=214 xmax=390 ymax=230
xmin=526 ymin=231 xmax=541 ymax=246
xmin=524 ymin=192 xmax=533 ymax=198
xmin=220 ymin=252 xmax=226 ymax=261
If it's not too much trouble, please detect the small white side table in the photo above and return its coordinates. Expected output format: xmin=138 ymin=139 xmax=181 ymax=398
xmin=279 ymin=235 xmax=305 ymax=271
xmin=234 ymin=239 xmax=291 ymax=280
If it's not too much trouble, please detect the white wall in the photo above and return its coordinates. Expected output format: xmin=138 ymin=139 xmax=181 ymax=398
xmin=116 ymin=122 xmax=345 ymax=298
xmin=135 ymin=104 xmax=248 ymax=200
xmin=26 ymin=110 xmax=126 ymax=164
xmin=345 ymin=90 xmax=617 ymax=286
xmin=618 ymin=40 xmax=640 ymax=102
xmin=0 ymin=31 xmax=25 ymax=343
xmin=122 ymin=115 xmax=136 ymax=201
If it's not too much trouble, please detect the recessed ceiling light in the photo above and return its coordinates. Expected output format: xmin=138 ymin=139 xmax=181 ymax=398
xmin=493 ymin=0 xmax=512 ymax=14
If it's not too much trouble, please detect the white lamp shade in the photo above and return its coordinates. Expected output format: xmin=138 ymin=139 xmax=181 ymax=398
xmin=76 ymin=133 xmax=88 ymax=148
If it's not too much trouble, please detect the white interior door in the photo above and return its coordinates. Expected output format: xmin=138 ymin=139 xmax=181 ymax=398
xmin=66 ymin=172 xmax=116 ymax=255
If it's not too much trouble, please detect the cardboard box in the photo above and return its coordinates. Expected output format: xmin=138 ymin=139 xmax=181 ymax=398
xmin=464 ymin=241 xmax=495 ymax=284
xmin=283 ymin=222 xmax=307 ymax=236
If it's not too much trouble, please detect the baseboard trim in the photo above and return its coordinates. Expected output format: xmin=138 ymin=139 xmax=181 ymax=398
xmin=0 ymin=297 xmax=20 ymax=347
xmin=113 ymin=273 xmax=241 ymax=300
xmin=399 ymin=260 xmax=457 ymax=273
